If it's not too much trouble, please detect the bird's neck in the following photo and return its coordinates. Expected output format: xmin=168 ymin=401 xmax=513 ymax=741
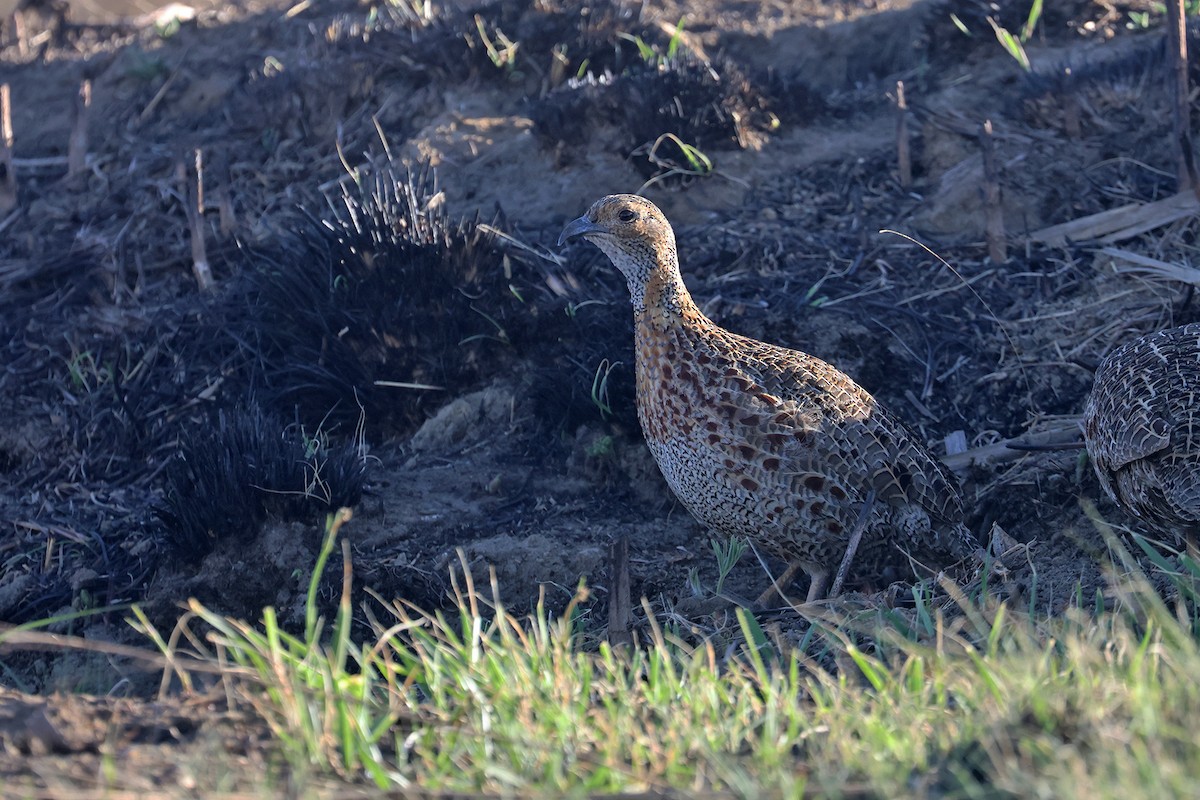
xmin=635 ymin=270 xmax=698 ymax=322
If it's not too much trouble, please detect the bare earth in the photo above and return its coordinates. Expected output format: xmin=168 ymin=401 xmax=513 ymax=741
xmin=0 ymin=0 xmax=1193 ymax=793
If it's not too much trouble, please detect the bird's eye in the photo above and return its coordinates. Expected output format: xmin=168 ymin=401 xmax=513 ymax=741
xmin=618 ymin=209 xmax=636 ymax=222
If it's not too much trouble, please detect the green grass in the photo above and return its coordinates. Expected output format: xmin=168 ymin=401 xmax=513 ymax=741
xmin=125 ymin=511 xmax=1200 ymax=797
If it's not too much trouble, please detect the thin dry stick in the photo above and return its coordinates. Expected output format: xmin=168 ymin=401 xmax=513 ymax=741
xmin=0 ymin=83 xmax=15 ymax=213
xmin=184 ymin=155 xmax=213 ymax=290
xmin=193 ymin=147 xmax=204 ymax=212
xmin=1062 ymin=88 xmax=1081 ymax=139
xmin=12 ymin=11 xmax=26 ymax=58
xmin=67 ymin=79 xmax=92 ymax=178
xmin=941 ymin=425 xmax=1084 ymax=473
xmin=980 ymin=119 xmax=1007 ymax=263
xmin=0 ymin=624 xmax=234 ymax=677
xmin=1165 ymin=0 xmax=1195 ymax=194
xmin=218 ymin=189 xmax=235 ymax=235
xmin=214 ymin=157 xmax=235 ymax=235
xmin=895 ymin=80 xmax=911 ymax=190
xmin=829 ymin=490 xmax=875 ymax=598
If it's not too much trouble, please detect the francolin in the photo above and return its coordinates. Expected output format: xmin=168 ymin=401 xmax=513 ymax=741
xmin=1083 ymin=323 xmax=1200 ymax=542
xmin=559 ymin=194 xmax=979 ymax=602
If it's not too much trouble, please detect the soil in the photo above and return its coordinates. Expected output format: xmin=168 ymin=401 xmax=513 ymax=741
xmin=1 ymin=0 xmax=1196 ymax=793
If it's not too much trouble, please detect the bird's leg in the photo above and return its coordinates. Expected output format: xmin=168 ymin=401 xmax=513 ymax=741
xmin=805 ymin=569 xmax=832 ymax=603
xmin=829 ymin=489 xmax=876 ymax=599
xmin=754 ymin=560 xmax=805 ymax=607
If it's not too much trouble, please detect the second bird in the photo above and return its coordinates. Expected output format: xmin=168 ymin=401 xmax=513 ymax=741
xmin=559 ymin=194 xmax=979 ymax=602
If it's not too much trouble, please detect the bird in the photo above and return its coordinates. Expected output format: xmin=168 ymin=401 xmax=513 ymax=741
xmin=1083 ymin=323 xmax=1200 ymax=543
xmin=559 ymin=194 xmax=979 ymax=602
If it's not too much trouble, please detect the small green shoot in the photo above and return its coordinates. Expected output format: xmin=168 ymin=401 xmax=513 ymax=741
xmin=586 ymin=434 xmax=614 ymax=459
xmin=1127 ymin=10 xmax=1152 ymax=27
xmin=618 ymin=17 xmax=687 ymax=67
xmin=385 ymin=0 xmax=435 ymax=27
xmin=617 ymin=32 xmax=658 ymax=64
xmin=988 ymin=17 xmax=1031 ymax=71
xmin=474 ymin=14 xmax=518 ymax=71
xmin=666 ymin=16 xmax=686 ymax=60
xmin=460 ymin=305 xmax=511 ymax=345
xmin=1020 ymin=0 xmax=1044 ymax=41
xmin=710 ymin=536 xmax=747 ymax=595
xmin=636 ymin=133 xmax=714 ymax=191
xmin=65 ymin=351 xmax=113 ymax=393
xmin=590 ymin=358 xmax=619 ymax=419
xmin=564 ymin=298 xmax=605 ymax=320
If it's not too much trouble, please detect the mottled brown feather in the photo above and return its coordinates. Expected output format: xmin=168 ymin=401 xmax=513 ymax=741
xmin=1083 ymin=323 xmax=1200 ymax=541
xmin=560 ymin=195 xmax=978 ymax=598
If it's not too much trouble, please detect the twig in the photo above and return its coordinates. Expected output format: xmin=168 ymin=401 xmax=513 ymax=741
xmin=12 ymin=155 xmax=69 ymax=170
xmin=193 ymin=147 xmax=205 ymax=212
xmin=1061 ymin=90 xmax=1081 ymax=139
xmin=980 ymin=120 xmax=1006 ymax=263
xmin=182 ymin=155 xmax=213 ymax=291
xmin=136 ymin=66 xmax=180 ymax=126
xmin=941 ymin=425 xmax=1083 ymax=473
xmin=1165 ymin=0 xmax=1194 ymax=193
xmin=373 ymin=380 xmax=444 ymax=391
xmin=0 ymin=84 xmax=15 ymax=213
xmin=0 ymin=625 xmax=237 ymax=677
xmin=830 ymin=489 xmax=875 ymax=598
xmin=218 ymin=189 xmax=235 ymax=236
xmin=895 ymin=80 xmax=911 ymax=190
xmin=67 ymin=79 xmax=91 ymax=178
xmin=214 ymin=157 xmax=235 ymax=236
xmin=0 ymin=207 xmax=18 ymax=236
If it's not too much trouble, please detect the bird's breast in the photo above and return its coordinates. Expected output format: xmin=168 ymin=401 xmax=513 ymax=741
xmin=633 ymin=319 xmax=714 ymax=444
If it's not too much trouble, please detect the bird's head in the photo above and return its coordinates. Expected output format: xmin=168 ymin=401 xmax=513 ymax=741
xmin=558 ymin=194 xmax=681 ymax=312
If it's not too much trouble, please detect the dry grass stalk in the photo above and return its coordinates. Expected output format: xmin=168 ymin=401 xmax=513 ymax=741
xmin=980 ymin=120 xmax=1006 ymax=263
xmin=895 ymin=80 xmax=911 ymax=190
xmin=0 ymin=624 xmax=231 ymax=677
xmin=218 ymin=190 xmax=235 ymax=235
xmin=10 ymin=10 xmax=26 ymax=58
xmin=194 ymin=147 xmax=205 ymax=212
xmin=184 ymin=154 xmax=213 ymax=291
xmin=1062 ymin=92 xmax=1081 ymax=139
xmin=67 ymin=80 xmax=91 ymax=178
xmin=1100 ymin=247 xmax=1200 ymax=286
xmin=1030 ymin=191 xmax=1200 ymax=246
xmin=1165 ymin=0 xmax=1193 ymax=193
xmin=0 ymin=83 xmax=15 ymax=213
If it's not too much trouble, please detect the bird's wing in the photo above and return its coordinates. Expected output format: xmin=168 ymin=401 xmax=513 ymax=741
xmin=1085 ymin=330 xmax=1189 ymax=473
xmin=712 ymin=330 xmax=965 ymax=527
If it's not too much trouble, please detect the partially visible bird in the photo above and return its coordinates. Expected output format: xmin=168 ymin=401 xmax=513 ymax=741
xmin=559 ymin=194 xmax=979 ymax=602
xmin=1083 ymin=323 xmax=1200 ymax=542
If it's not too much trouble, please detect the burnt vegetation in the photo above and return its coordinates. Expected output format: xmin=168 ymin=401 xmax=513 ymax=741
xmin=236 ymin=166 xmax=522 ymax=428
xmin=157 ymin=406 xmax=366 ymax=560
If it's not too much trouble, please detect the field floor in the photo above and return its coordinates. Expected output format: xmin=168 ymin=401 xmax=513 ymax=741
xmin=1 ymin=0 xmax=1198 ymax=795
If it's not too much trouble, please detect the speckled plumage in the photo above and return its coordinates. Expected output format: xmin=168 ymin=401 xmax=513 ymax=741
xmin=559 ymin=194 xmax=978 ymax=600
xmin=1083 ymin=323 xmax=1200 ymax=541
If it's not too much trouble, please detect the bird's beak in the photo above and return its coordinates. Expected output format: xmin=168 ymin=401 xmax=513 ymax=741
xmin=557 ymin=215 xmax=603 ymax=247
